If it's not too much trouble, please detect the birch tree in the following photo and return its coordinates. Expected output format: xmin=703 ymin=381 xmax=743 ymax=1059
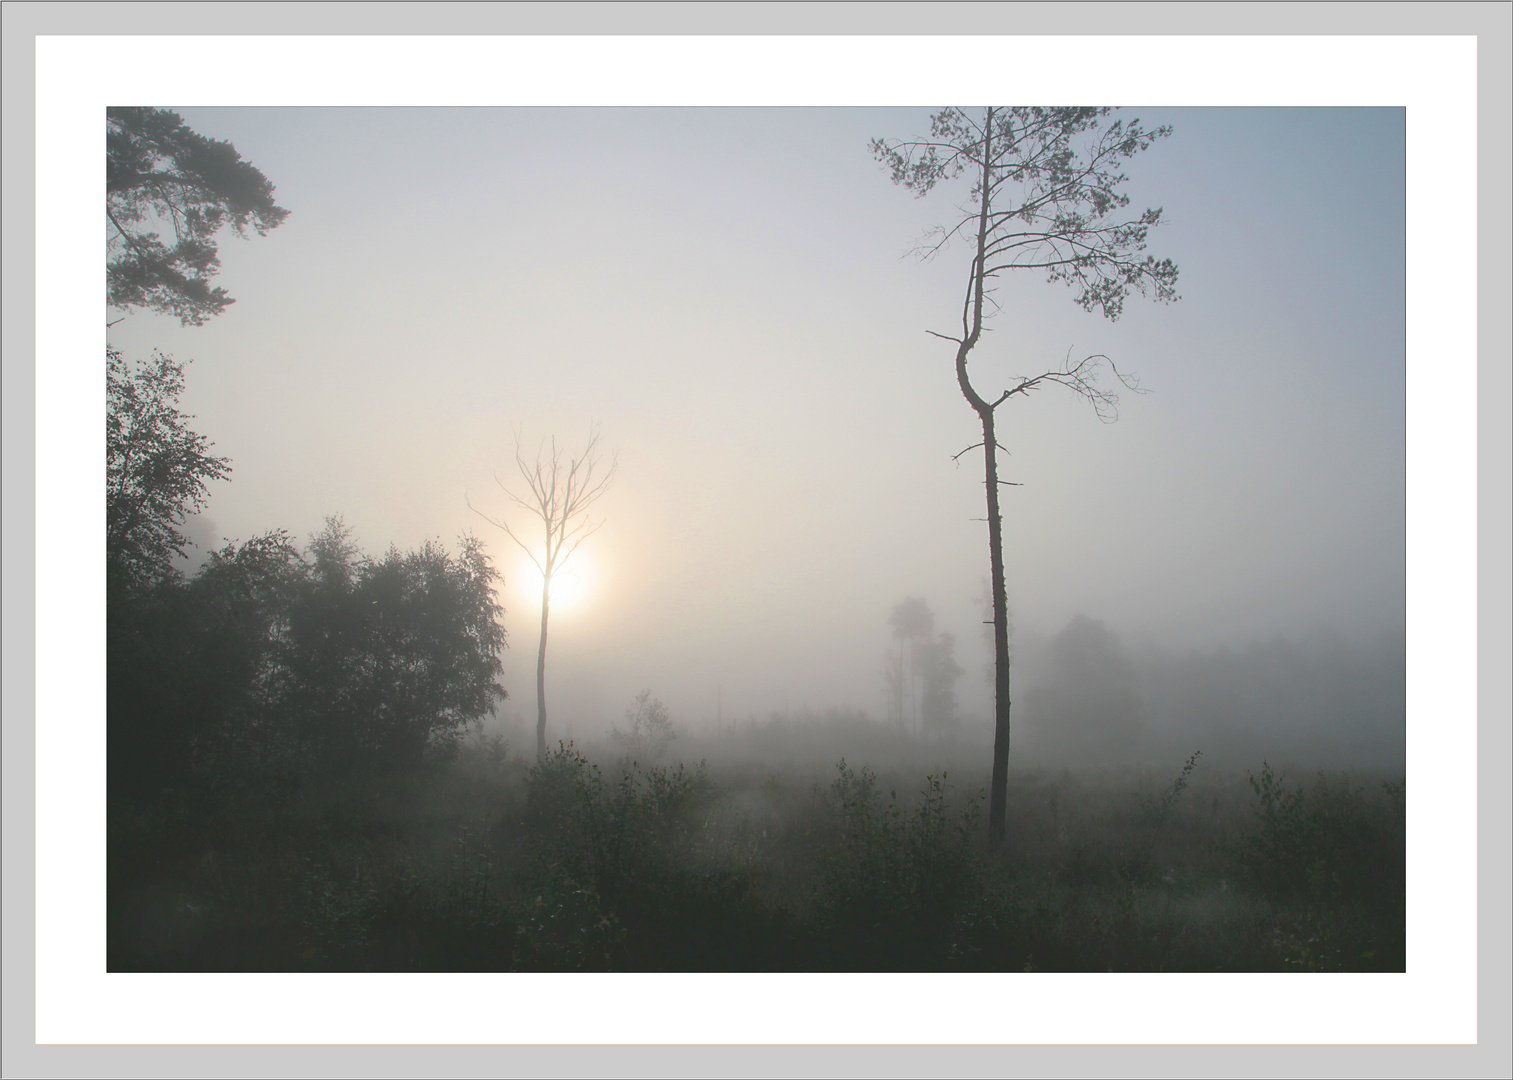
xmin=470 ymin=428 xmax=616 ymax=758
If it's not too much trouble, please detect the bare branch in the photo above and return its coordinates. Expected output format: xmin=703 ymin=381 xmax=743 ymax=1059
xmin=472 ymin=424 xmax=617 ymax=576
xmin=951 ymin=439 xmax=1009 ymax=465
xmin=991 ymin=348 xmax=1148 ymax=423
xmin=464 ymin=493 xmax=543 ymax=573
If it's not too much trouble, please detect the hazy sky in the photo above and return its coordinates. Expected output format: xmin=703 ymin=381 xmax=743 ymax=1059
xmin=105 ymin=106 xmax=1406 ymax=735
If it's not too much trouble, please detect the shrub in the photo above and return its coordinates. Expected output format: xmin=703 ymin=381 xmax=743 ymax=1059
xmin=1228 ymin=763 xmax=1403 ymax=907
xmin=815 ymin=761 xmax=984 ymax=969
xmin=523 ymin=743 xmax=716 ymax=903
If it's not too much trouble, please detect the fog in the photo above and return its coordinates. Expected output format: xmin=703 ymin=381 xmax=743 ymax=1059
xmin=108 ymin=106 xmax=1404 ymax=768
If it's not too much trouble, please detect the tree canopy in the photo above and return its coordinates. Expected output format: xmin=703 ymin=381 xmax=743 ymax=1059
xmin=107 ymin=107 xmax=289 ymax=325
xmin=871 ymin=107 xmax=1178 ymax=325
xmin=280 ymin=520 xmax=508 ymax=775
xmin=109 ymin=520 xmax=508 ymax=795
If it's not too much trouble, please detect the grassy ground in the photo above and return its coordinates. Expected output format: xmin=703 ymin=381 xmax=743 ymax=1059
xmin=107 ymin=742 xmax=1405 ymax=972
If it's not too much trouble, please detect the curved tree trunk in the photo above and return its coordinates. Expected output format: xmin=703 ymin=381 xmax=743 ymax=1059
xmin=954 ymin=108 xmax=1013 ymax=850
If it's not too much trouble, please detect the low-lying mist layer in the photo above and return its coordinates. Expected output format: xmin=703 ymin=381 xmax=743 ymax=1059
xmin=519 ymin=611 xmax=1405 ymax=777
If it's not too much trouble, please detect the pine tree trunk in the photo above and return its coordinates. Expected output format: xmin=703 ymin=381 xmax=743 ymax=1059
xmin=980 ymin=406 xmax=1013 ymax=850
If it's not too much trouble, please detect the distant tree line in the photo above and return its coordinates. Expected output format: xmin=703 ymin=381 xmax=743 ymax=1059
xmin=1015 ymin=614 xmax=1405 ymax=769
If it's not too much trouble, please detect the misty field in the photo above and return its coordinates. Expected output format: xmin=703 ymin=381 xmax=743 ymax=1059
xmin=101 ymin=104 xmax=1409 ymax=978
xmin=108 ymin=728 xmax=1404 ymax=973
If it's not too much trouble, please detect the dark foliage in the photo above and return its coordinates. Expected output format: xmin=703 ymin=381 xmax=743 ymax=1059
xmin=109 ymin=520 xmax=507 ymax=798
xmin=110 ymin=354 xmax=499 ymax=788
xmin=107 ymin=347 xmax=231 ymax=592
xmin=107 ymin=106 xmax=289 ymax=324
xmin=814 ymin=763 xmax=983 ymax=968
xmin=277 ymin=519 xmax=508 ymax=778
xmin=1227 ymin=763 xmax=1405 ymax=910
xmin=515 ymin=743 xmax=759 ymax=970
xmin=108 ymin=530 xmax=303 ymax=796
xmin=108 ymin=746 xmax=1404 ymax=974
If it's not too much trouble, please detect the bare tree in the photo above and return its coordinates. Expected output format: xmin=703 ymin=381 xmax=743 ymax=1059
xmin=873 ymin=107 xmax=1179 ymax=849
xmin=469 ymin=427 xmax=616 ymax=758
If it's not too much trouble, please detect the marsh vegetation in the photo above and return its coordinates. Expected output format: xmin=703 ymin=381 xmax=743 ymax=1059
xmin=109 ymin=731 xmax=1404 ymax=973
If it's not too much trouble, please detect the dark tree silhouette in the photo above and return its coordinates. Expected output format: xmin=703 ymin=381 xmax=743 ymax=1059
xmin=873 ymin=107 xmax=1178 ymax=848
xmin=106 ymin=346 xmax=231 ymax=591
xmin=470 ymin=428 xmax=616 ymax=758
xmin=106 ymin=107 xmax=286 ymax=794
xmin=107 ymin=107 xmax=289 ymax=325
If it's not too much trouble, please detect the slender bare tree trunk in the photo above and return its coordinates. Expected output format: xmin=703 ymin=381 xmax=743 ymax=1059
xmin=536 ymin=577 xmax=550 ymax=759
xmin=472 ymin=427 xmax=616 ymax=759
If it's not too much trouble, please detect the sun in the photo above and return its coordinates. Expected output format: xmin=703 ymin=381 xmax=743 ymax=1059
xmin=518 ymin=551 xmax=593 ymax=608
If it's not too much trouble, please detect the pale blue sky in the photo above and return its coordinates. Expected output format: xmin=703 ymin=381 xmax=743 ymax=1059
xmin=106 ymin=106 xmax=1406 ymax=734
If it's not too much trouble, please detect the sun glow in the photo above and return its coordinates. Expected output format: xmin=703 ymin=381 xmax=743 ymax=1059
xmin=517 ymin=551 xmax=593 ymax=609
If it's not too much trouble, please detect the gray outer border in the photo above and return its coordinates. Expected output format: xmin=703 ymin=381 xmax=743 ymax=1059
xmin=2 ymin=2 xmax=1508 ymax=1078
